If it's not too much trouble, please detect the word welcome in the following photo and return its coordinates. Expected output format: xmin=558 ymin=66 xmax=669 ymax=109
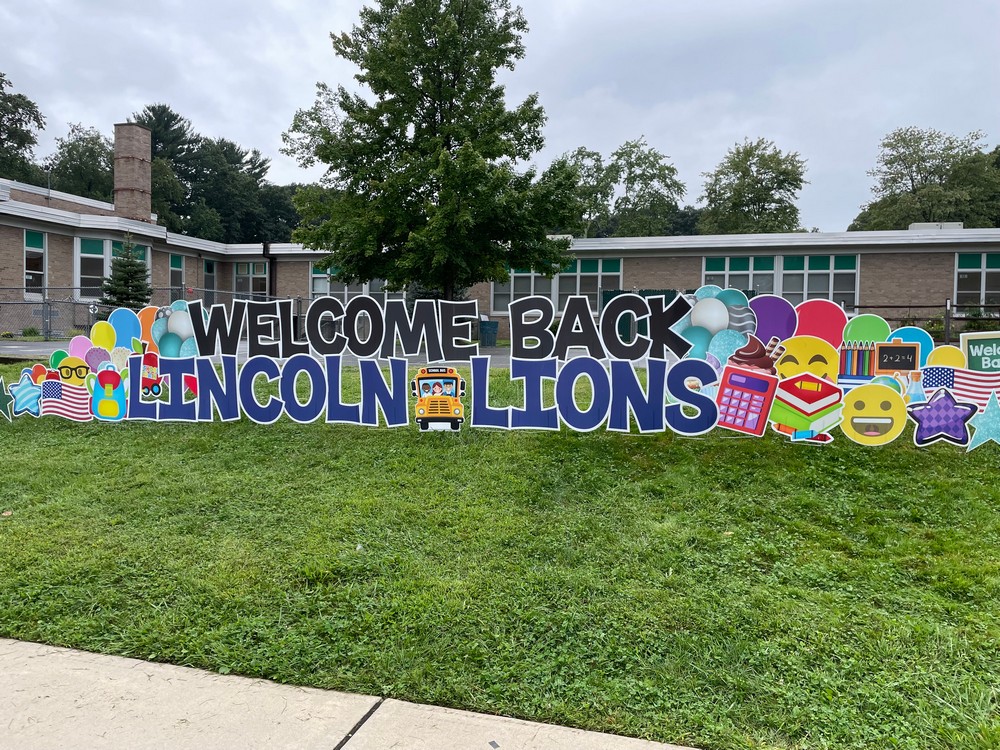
xmin=189 ymin=294 xmax=693 ymax=363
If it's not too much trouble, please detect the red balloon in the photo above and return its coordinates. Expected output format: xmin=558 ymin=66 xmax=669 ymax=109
xmin=794 ymin=299 xmax=848 ymax=349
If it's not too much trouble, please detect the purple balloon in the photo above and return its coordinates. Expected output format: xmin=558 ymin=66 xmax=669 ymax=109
xmin=749 ymin=294 xmax=797 ymax=344
xmin=84 ymin=346 xmax=112 ymax=372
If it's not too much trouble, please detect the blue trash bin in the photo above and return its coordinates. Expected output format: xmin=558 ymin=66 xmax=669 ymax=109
xmin=479 ymin=320 xmax=499 ymax=347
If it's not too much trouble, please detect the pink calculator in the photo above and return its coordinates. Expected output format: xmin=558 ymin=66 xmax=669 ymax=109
xmin=714 ymin=366 xmax=778 ymax=436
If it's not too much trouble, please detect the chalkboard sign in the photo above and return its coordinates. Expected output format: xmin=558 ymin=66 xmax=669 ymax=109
xmin=875 ymin=342 xmax=919 ymax=374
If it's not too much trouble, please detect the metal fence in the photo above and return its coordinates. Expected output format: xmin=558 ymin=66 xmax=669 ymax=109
xmin=0 ymin=287 xmax=305 ymax=341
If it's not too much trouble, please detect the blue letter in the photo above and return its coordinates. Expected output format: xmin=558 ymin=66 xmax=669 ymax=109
xmin=360 ymin=358 xmax=408 ymax=427
xmin=556 ymin=357 xmax=611 ymax=432
xmin=608 ymin=359 xmax=666 ymax=433
xmin=469 ymin=355 xmax=510 ymax=428
xmin=239 ymin=356 xmax=284 ymax=424
xmin=510 ymin=358 xmax=559 ymax=430
xmin=665 ymin=359 xmax=718 ymax=436
xmin=196 ymin=356 xmax=240 ymax=421
xmin=280 ymin=354 xmax=326 ymax=424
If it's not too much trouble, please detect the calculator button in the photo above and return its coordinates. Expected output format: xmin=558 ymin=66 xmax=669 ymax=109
xmin=746 ymin=414 xmax=758 ymax=430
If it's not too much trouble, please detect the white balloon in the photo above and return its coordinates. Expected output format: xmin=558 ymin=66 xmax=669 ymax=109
xmin=690 ymin=298 xmax=730 ymax=335
xmin=166 ymin=310 xmax=195 ymax=341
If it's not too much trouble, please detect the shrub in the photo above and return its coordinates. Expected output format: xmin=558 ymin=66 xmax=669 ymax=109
xmin=21 ymin=326 xmax=40 ymax=337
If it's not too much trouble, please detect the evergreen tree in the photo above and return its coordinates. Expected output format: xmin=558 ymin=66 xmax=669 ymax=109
xmin=100 ymin=237 xmax=152 ymax=310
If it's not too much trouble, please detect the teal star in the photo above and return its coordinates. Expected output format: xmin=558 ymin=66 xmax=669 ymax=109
xmin=9 ymin=369 xmax=41 ymax=418
xmin=0 ymin=376 xmax=12 ymax=422
xmin=968 ymin=391 xmax=1000 ymax=452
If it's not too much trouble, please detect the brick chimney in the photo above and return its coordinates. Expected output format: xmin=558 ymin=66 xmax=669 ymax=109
xmin=113 ymin=123 xmax=152 ymax=222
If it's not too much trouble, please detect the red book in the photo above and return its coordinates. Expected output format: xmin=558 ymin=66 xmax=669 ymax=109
xmin=776 ymin=373 xmax=841 ymax=416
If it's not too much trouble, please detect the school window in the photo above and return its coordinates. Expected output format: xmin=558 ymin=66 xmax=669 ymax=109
xmin=956 ymin=253 xmax=1000 ymax=308
xmin=490 ymin=258 xmax=622 ymax=314
xmin=703 ymin=256 xmax=775 ymax=295
xmin=203 ymin=260 xmax=216 ymax=305
xmin=24 ymin=230 xmax=46 ymax=297
xmin=311 ymin=266 xmax=405 ymax=304
xmin=75 ymin=238 xmax=150 ymax=300
xmin=780 ymin=255 xmax=857 ymax=308
xmin=235 ymin=262 xmax=268 ymax=300
xmin=169 ymin=254 xmax=185 ymax=302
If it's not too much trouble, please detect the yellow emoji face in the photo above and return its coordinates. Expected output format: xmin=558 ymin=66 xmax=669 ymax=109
xmin=840 ymin=383 xmax=907 ymax=446
xmin=57 ymin=356 xmax=90 ymax=386
xmin=774 ymin=336 xmax=839 ymax=382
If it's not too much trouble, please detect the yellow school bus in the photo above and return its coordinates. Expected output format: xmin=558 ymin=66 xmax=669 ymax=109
xmin=411 ymin=366 xmax=466 ymax=431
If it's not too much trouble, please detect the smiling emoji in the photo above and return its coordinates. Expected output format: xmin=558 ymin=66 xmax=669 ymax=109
xmin=774 ymin=336 xmax=839 ymax=382
xmin=840 ymin=383 xmax=907 ymax=445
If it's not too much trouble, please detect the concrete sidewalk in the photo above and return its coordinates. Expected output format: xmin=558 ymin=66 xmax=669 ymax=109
xmin=1 ymin=639 xmax=696 ymax=750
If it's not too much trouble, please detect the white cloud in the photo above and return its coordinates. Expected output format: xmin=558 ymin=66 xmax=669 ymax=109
xmin=2 ymin=0 xmax=998 ymax=230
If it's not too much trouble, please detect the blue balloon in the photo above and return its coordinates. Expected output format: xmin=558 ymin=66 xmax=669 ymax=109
xmin=886 ymin=326 xmax=935 ymax=368
xmin=107 ymin=308 xmax=142 ymax=350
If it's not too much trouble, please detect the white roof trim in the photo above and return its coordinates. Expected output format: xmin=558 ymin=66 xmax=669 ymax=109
xmin=571 ymin=228 xmax=1000 ymax=253
xmin=0 ymin=177 xmax=116 ymax=212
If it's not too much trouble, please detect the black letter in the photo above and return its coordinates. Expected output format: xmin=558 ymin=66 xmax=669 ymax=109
xmin=510 ymin=296 xmax=555 ymax=360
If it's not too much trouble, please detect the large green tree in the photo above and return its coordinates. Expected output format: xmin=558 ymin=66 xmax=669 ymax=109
xmin=559 ymin=138 xmax=688 ymax=238
xmin=849 ymin=127 xmax=1000 ymax=230
xmin=131 ymin=103 xmax=300 ymax=243
xmin=0 ymin=72 xmax=46 ymax=183
xmin=698 ymin=138 xmax=806 ymax=234
xmin=44 ymin=123 xmax=114 ymax=201
xmin=283 ymin=0 xmax=578 ymax=299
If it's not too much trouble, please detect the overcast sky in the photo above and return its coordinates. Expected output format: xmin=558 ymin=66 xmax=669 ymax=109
xmin=2 ymin=0 xmax=998 ymax=231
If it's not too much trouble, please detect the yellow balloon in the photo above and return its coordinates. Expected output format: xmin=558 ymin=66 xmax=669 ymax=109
xmin=90 ymin=320 xmax=116 ymax=351
xmin=926 ymin=345 xmax=966 ymax=368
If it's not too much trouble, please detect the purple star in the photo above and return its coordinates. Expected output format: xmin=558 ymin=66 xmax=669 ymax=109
xmin=907 ymin=388 xmax=978 ymax=447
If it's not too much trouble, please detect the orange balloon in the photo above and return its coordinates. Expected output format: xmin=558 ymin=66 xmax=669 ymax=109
xmin=137 ymin=306 xmax=158 ymax=354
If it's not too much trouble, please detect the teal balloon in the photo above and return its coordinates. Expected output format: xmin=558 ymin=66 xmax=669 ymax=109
xmin=716 ymin=289 xmax=750 ymax=308
xmin=694 ymin=284 xmax=723 ymax=300
xmin=151 ymin=316 xmax=168 ymax=344
xmin=681 ymin=326 xmax=712 ymax=359
xmin=170 ymin=299 xmax=188 ymax=313
xmin=708 ymin=329 xmax=748 ymax=363
xmin=158 ymin=332 xmax=182 ymax=358
xmin=179 ymin=337 xmax=199 ymax=358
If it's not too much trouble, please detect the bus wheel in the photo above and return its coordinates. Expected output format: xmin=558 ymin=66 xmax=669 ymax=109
xmin=451 ymin=420 xmax=460 ymax=431
xmin=419 ymin=420 xmax=429 ymax=431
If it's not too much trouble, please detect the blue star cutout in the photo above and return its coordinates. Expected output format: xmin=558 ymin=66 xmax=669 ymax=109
xmin=968 ymin=391 xmax=1000 ymax=451
xmin=9 ymin=369 xmax=41 ymax=418
xmin=0 ymin=376 xmax=12 ymax=422
xmin=907 ymin=387 xmax=977 ymax=448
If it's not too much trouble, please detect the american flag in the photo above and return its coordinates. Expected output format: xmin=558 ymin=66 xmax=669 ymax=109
xmin=922 ymin=366 xmax=1000 ymax=412
xmin=39 ymin=381 xmax=93 ymax=421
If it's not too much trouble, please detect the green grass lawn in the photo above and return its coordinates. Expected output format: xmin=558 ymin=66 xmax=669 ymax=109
xmin=1 ymin=361 xmax=998 ymax=749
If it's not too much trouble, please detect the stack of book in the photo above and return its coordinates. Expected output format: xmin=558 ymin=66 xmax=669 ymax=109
xmin=770 ymin=373 xmax=843 ymax=442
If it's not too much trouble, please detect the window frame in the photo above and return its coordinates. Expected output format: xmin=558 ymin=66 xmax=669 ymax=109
xmin=23 ymin=229 xmax=46 ymax=300
xmin=955 ymin=252 xmax=1000 ymax=309
xmin=73 ymin=237 xmax=151 ymax=301
xmin=701 ymin=254 xmax=858 ymax=308
xmin=235 ymin=261 xmax=269 ymax=300
xmin=489 ymin=257 xmax=623 ymax=316
xmin=309 ymin=265 xmax=405 ymax=305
